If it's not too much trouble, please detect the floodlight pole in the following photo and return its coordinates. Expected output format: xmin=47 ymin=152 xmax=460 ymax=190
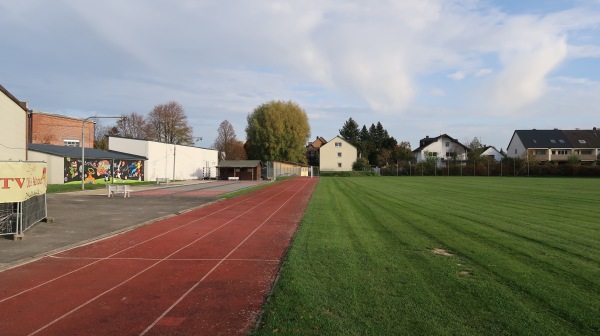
xmin=81 ymin=116 xmax=124 ymax=191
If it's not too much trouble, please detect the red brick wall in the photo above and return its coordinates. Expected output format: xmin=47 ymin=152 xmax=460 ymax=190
xmin=30 ymin=114 xmax=95 ymax=148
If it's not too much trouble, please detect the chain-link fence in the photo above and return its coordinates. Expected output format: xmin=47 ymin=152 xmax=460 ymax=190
xmin=376 ymin=159 xmax=600 ymax=177
xmin=0 ymin=194 xmax=47 ymax=237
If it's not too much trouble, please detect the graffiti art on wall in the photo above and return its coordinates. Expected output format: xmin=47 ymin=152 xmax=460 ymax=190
xmin=113 ymin=160 xmax=144 ymax=181
xmin=64 ymin=158 xmax=144 ymax=183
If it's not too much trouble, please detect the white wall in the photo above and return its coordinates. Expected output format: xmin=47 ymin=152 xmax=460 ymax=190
xmin=506 ymin=133 xmax=526 ymax=158
xmin=481 ymin=147 xmax=504 ymax=161
xmin=109 ymin=137 xmax=218 ymax=181
xmin=27 ymin=151 xmax=65 ymax=184
xmin=320 ymin=136 xmax=357 ymax=171
xmin=0 ymin=91 xmax=27 ymax=161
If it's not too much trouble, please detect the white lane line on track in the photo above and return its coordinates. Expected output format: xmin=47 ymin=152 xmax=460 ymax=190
xmin=140 ymin=178 xmax=310 ymax=335
xmin=0 ymin=186 xmax=274 ymax=304
xmin=28 ymin=180 xmax=301 ymax=336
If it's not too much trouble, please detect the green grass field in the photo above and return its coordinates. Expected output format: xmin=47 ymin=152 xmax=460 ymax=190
xmin=253 ymin=177 xmax=600 ymax=335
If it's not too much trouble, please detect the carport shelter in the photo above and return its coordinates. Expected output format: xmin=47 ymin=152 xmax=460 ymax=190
xmin=28 ymin=144 xmax=147 ymax=184
xmin=217 ymin=160 xmax=262 ymax=181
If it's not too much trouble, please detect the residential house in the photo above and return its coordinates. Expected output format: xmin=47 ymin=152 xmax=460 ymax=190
xmin=319 ymin=136 xmax=357 ymax=171
xmin=306 ymin=136 xmax=327 ymax=166
xmin=0 ymin=84 xmax=28 ymax=160
xmin=561 ymin=129 xmax=600 ymax=164
xmin=412 ymin=134 xmax=468 ymax=166
xmin=108 ymin=136 xmax=219 ymax=180
xmin=506 ymin=129 xmax=600 ymax=164
xmin=28 ymin=110 xmax=95 ymax=148
xmin=481 ymin=146 xmax=505 ymax=161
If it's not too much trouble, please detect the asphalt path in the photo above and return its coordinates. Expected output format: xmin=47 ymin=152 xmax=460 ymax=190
xmin=0 ymin=180 xmax=266 ymax=271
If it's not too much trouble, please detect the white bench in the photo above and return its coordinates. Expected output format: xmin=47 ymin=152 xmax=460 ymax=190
xmin=107 ymin=184 xmax=131 ymax=198
xmin=156 ymin=177 xmax=170 ymax=184
xmin=228 ymin=176 xmax=240 ymax=181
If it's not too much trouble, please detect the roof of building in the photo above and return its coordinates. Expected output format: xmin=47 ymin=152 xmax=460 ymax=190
xmin=0 ymin=83 xmax=28 ymax=112
xmin=217 ymin=160 xmax=262 ymax=168
xmin=514 ymin=129 xmax=573 ymax=148
xmin=413 ymin=134 xmax=469 ymax=152
xmin=28 ymin=144 xmax=147 ymax=160
xmin=108 ymin=135 xmax=217 ymax=151
xmin=306 ymin=136 xmax=328 ymax=149
xmin=30 ymin=110 xmax=95 ymax=123
xmin=561 ymin=129 xmax=600 ymax=148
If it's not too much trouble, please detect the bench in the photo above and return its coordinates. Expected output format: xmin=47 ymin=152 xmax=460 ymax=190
xmin=228 ymin=176 xmax=239 ymax=181
xmin=156 ymin=177 xmax=170 ymax=184
xmin=107 ymin=184 xmax=131 ymax=198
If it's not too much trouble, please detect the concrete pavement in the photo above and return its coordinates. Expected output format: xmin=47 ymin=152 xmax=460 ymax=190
xmin=0 ymin=180 xmax=264 ymax=271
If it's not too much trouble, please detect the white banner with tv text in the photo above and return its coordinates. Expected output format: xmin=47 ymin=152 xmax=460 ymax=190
xmin=0 ymin=161 xmax=47 ymax=203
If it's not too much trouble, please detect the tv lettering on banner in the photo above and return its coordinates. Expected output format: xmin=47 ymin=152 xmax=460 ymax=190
xmin=64 ymin=158 xmax=144 ymax=183
xmin=0 ymin=161 xmax=48 ymax=203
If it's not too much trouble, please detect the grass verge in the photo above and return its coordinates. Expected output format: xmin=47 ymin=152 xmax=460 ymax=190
xmin=253 ymin=177 xmax=600 ymax=335
xmin=47 ymin=180 xmax=157 ymax=194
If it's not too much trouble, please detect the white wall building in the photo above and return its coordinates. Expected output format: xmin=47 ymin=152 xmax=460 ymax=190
xmin=481 ymin=146 xmax=505 ymax=161
xmin=319 ymin=136 xmax=357 ymax=171
xmin=413 ymin=134 xmax=468 ymax=165
xmin=1 ymin=84 xmax=28 ymax=161
xmin=109 ymin=136 xmax=218 ymax=181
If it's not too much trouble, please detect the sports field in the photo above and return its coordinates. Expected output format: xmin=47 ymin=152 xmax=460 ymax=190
xmin=254 ymin=177 xmax=600 ymax=335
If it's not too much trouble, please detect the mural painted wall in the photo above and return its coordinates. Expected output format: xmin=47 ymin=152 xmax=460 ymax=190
xmin=64 ymin=157 xmax=144 ymax=183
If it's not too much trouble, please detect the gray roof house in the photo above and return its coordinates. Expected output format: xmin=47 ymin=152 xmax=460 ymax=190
xmin=507 ymin=129 xmax=600 ymax=163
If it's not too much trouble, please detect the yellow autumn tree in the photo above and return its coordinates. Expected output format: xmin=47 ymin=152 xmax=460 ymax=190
xmin=245 ymin=100 xmax=311 ymax=163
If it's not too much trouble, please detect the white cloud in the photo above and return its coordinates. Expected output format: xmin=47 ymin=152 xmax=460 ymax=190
xmin=2 ymin=0 xmax=600 ymax=147
xmin=431 ymin=88 xmax=446 ymax=96
xmin=448 ymin=71 xmax=466 ymax=80
xmin=475 ymin=68 xmax=493 ymax=76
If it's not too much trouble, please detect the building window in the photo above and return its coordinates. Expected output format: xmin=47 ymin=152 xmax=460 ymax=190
xmin=535 ymin=150 xmax=546 ymax=155
xmin=581 ymin=150 xmax=592 ymax=155
xmin=445 ymin=141 xmax=449 ymax=147
xmin=64 ymin=139 xmax=80 ymax=147
xmin=579 ymin=140 xmax=586 ymax=144
xmin=514 ymin=149 xmax=517 ymax=154
xmin=550 ymin=140 xmax=556 ymax=144
xmin=337 ymin=163 xmax=342 ymax=168
xmin=337 ymin=152 xmax=342 ymax=157
xmin=335 ymin=142 xmax=342 ymax=147
xmin=559 ymin=139 xmax=565 ymax=144
xmin=556 ymin=150 xmax=569 ymax=155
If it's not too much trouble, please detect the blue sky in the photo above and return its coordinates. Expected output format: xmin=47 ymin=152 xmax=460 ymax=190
xmin=2 ymin=0 xmax=600 ymax=151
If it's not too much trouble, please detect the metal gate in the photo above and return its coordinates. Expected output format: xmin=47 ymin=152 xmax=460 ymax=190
xmin=0 ymin=194 xmax=47 ymax=237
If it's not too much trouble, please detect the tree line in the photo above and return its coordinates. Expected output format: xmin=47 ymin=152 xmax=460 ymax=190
xmin=338 ymin=118 xmax=413 ymax=169
xmin=95 ymin=101 xmax=194 ymax=149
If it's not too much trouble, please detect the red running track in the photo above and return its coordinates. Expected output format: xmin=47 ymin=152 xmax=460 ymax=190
xmin=0 ymin=177 xmax=317 ymax=335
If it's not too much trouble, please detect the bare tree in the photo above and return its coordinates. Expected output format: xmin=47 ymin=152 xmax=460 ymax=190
xmin=147 ymin=101 xmax=193 ymax=144
xmin=116 ymin=112 xmax=151 ymax=139
xmin=213 ymin=120 xmax=241 ymax=161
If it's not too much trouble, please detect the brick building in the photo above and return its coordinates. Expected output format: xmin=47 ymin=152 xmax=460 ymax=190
xmin=28 ymin=111 xmax=95 ymax=148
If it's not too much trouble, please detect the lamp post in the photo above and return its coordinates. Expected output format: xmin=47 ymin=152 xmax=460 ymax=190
xmin=81 ymin=116 xmax=124 ymax=190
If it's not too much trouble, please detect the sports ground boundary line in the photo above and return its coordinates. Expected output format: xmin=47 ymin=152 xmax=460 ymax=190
xmin=27 ymin=179 xmax=303 ymax=335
